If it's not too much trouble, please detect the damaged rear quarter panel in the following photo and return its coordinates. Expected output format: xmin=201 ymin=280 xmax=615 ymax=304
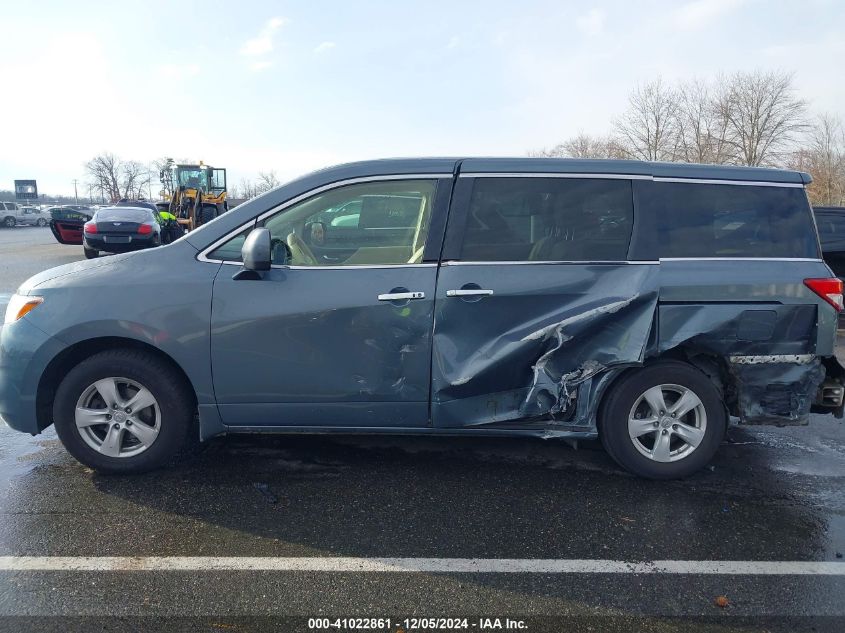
xmin=657 ymin=259 xmax=836 ymax=425
xmin=431 ymin=259 xmax=836 ymax=433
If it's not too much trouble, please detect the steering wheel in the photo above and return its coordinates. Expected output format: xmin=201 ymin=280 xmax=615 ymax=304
xmin=286 ymin=232 xmax=320 ymax=266
xmin=269 ymin=237 xmax=292 ymax=265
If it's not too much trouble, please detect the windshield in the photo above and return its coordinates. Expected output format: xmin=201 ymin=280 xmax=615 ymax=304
xmin=95 ymin=207 xmax=154 ymax=222
xmin=176 ymin=168 xmax=208 ymax=190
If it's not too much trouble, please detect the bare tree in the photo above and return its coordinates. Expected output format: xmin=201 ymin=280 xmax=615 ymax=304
xmin=237 ymin=177 xmax=260 ymax=199
xmin=85 ymin=153 xmax=154 ymax=201
xmin=529 ymin=133 xmax=628 ymax=159
xmin=790 ymin=114 xmax=845 ymax=206
xmin=527 ymin=144 xmax=567 ymax=158
xmin=85 ymin=153 xmax=123 ymax=202
xmin=673 ymin=78 xmax=735 ymax=164
xmin=613 ymin=78 xmax=679 ymax=161
xmin=720 ymin=70 xmax=808 ymax=166
xmin=121 ymin=160 xmax=149 ymax=199
xmin=153 ymin=157 xmax=176 ymax=199
xmin=255 ymin=170 xmax=281 ymax=194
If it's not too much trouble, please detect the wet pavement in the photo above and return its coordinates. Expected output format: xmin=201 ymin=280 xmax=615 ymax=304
xmin=0 ymin=227 xmax=844 ymax=631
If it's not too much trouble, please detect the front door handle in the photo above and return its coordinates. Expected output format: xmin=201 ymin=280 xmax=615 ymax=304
xmin=378 ymin=291 xmax=425 ymax=301
xmin=446 ymin=289 xmax=494 ymax=297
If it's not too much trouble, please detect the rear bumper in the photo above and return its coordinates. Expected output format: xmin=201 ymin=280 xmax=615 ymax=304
xmin=0 ymin=317 xmax=66 ymax=435
xmin=84 ymin=233 xmax=157 ymax=252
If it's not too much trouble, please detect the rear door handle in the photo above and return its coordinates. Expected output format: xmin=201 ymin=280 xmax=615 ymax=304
xmin=378 ymin=291 xmax=425 ymax=301
xmin=446 ymin=289 xmax=494 ymax=297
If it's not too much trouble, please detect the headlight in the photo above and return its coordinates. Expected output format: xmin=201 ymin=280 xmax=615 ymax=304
xmin=4 ymin=294 xmax=44 ymax=324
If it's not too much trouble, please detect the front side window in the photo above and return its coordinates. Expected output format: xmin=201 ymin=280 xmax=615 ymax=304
xmin=632 ymin=182 xmax=820 ymax=259
xmin=208 ymin=179 xmax=437 ymax=265
xmin=458 ymin=177 xmax=634 ymax=262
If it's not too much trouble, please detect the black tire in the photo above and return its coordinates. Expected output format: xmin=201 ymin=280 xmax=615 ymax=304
xmin=83 ymin=246 xmax=99 ymax=259
xmin=53 ymin=349 xmax=195 ymax=474
xmin=598 ymin=361 xmax=726 ymax=479
xmin=199 ymin=205 xmax=216 ymax=226
xmin=37 ymin=218 xmax=48 ymax=227
xmin=3 ymin=216 xmax=15 ymax=228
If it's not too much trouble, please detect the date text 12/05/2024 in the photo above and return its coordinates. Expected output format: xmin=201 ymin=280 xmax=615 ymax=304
xmin=307 ymin=618 xmax=529 ymax=630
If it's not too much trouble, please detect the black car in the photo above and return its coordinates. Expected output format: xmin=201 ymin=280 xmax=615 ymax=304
xmin=83 ymin=206 xmax=162 ymax=258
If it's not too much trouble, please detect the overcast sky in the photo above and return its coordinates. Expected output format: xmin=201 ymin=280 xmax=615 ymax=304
xmin=1 ymin=0 xmax=843 ymax=196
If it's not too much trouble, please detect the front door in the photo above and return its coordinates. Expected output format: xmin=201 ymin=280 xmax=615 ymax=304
xmin=431 ymin=173 xmax=659 ymax=429
xmin=209 ymin=177 xmax=450 ymax=428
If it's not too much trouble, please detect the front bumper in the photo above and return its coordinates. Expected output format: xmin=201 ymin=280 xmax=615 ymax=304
xmin=0 ymin=317 xmax=67 ymax=434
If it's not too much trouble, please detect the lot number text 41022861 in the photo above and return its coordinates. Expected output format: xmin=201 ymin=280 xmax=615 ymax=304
xmin=307 ymin=617 xmax=529 ymax=630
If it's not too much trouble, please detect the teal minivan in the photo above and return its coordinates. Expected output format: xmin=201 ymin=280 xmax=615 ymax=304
xmin=1 ymin=158 xmax=842 ymax=479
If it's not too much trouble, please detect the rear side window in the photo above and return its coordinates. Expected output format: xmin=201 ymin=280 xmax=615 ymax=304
xmin=459 ymin=178 xmax=633 ymax=262
xmin=632 ymin=182 xmax=819 ymax=259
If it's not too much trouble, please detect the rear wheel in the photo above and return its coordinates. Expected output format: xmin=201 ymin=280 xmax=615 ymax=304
xmin=83 ymin=246 xmax=99 ymax=259
xmin=3 ymin=216 xmax=15 ymax=228
xmin=53 ymin=349 xmax=195 ymax=474
xmin=37 ymin=218 xmax=47 ymax=227
xmin=599 ymin=361 xmax=726 ymax=479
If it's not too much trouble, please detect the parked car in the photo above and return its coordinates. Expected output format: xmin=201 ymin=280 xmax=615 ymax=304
xmin=48 ymin=206 xmax=93 ymax=245
xmin=1 ymin=201 xmax=49 ymax=227
xmin=82 ymin=206 xmax=163 ymax=258
xmin=1 ymin=158 xmax=843 ymax=479
xmin=813 ymin=206 xmax=845 ymax=278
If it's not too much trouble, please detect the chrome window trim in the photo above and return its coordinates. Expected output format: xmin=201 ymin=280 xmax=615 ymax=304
xmin=441 ymin=260 xmax=660 ymax=266
xmin=653 ymin=176 xmax=804 ymax=188
xmin=459 ymin=172 xmax=805 ymax=188
xmin=441 ymin=258 xmax=824 ymax=265
xmin=460 ymin=172 xmax=651 ymax=180
xmin=197 ymin=173 xmax=452 ymax=265
xmin=217 ymin=261 xmax=437 ymax=270
xmin=659 ymin=257 xmax=824 ymax=262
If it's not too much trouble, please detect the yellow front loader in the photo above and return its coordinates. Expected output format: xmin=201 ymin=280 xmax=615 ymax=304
xmin=160 ymin=162 xmax=228 ymax=231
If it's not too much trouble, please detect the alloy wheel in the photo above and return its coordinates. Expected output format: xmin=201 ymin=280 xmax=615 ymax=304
xmin=74 ymin=377 xmax=161 ymax=458
xmin=627 ymin=383 xmax=707 ymax=463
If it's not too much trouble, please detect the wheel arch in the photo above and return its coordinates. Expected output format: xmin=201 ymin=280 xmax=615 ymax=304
xmin=36 ymin=337 xmax=198 ymax=432
xmin=595 ymin=348 xmax=732 ymax=437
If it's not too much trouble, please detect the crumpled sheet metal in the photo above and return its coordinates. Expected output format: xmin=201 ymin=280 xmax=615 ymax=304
xmin=432 ymin=264 xmax=826 ymax=431
xmin=728 ymin=358 xmax=825 ymax=425
xmin=432 ymin=265 xmax=660 ymax=429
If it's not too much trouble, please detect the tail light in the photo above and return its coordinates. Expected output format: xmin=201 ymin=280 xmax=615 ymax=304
xmin=137 ymin=223 xmax=153 ymax=235
xmin=83 ymin=222 xmax=97 ymax=234
xmin=804 ymin=278 xmax=844 ymax=312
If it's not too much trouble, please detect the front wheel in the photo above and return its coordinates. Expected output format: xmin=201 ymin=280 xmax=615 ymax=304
xmin=199 ymin=205 xmax=217 ymax=226
xmin=53 ymin=349 xmax=195 ymax=474
xmin=3 ymin=216 xmax=15 ymax=228
xmin=599 ymin=361 xmax=726 ymax=479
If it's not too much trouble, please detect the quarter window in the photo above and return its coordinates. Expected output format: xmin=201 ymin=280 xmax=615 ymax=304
xmin=459 ymin=178 xmax=634 ymax=262
xmin=632 ymin=182 xmax=820 ymax=259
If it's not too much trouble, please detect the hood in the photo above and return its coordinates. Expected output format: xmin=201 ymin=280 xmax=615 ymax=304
xmin=18 ymin=251 xmax=140 ymax=295
xmin=18 ymin=239 xmax=201 ymax=296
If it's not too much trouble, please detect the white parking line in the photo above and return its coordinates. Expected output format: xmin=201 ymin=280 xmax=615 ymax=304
xmin=0 ymin=557 xmax=843 ymax=575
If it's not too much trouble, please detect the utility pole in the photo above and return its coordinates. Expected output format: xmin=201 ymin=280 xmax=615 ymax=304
xmin=72 ymin=179 xmax=79 ymax=204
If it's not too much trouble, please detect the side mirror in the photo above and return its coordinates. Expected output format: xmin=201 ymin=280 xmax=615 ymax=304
xmin=242 ymin=228 xmax=272 ymax=271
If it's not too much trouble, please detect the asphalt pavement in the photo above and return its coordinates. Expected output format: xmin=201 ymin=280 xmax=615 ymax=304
xmin=0 ymin=226 xmax=844 ymax=632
